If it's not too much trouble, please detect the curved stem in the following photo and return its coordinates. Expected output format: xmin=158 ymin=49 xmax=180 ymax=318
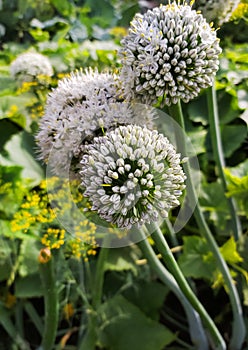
xmin=137 ymin=228 xmax=209 ymax=349
xmin=164 ymin=217 xmax=179 ymax=248
xmin=39 ymin=254 xmax=59 ymax=350
xmin=206 ymin=86 xmax=242 ymax=241
xmin=168 ymin=101 xmax=245 ymax=350
xmin=146 ymin=222 xmax=226 ymax=350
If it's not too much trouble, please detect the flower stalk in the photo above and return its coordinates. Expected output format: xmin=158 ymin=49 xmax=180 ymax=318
xmin=206 ymin=85 xmax=242 ymax=241
xmin=137 ymin=228 xmax=209 ymax=349
xmin=39 ymin=249 xmax=59 ymax=350
xmin=168 ymin=101 xmax=245 ymax=350
xmin=92 ymin=245 xmax=110 ymax=309
xmin=145 ymin=222 xmax=226 ymax=350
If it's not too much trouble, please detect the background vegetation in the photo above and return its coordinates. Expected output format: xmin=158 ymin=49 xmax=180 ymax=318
xmin=0 ymin=0 xmax=248 ymax=349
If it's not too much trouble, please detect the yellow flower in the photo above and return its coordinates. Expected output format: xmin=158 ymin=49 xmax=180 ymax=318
xmin=63 ymin=303 xmax=75 ymax=320
xmin=5 ymin=292 xmax=16 ymax=309
xmin=41 ymin=228 xmax=65 ymax=249
xmin=6 ymin=105 xmax=19 ymax=118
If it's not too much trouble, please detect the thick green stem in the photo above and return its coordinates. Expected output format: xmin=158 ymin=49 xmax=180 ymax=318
xmin=92 ymin=245 xmax=110 ymax=309
xmin=137 ymin=229 xmax=209 ymax=349
xmin=146 ymin=222 xmax=226 ymax=350
xmin=39 ymin=254 xmax=59 ymax=350
xmin=168 ymin=101 xmax=245 ymax=350
xmin=78 ymin=242 xmax=110 ymax=350
xmin=207 ymin=86 xmax=242 ymax=241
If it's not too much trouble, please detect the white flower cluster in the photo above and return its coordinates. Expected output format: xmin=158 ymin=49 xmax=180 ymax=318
xmin=10 ymin=52 xmax=53 ymax=83
xmin=194 ymin=0 xmax=240 ymax=25
xmin=119 ymin=2 xmax=222 ymax=106
xmin=36 ymin=68 xmax=155 ymax=174
xmin=81 ymin=125 xmax=186 ymax=229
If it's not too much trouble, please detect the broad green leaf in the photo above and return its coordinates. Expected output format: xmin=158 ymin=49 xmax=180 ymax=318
xmin=15 ymin=273 xmax=43 ymax=298
xmin=0 ymin=95 xmax=33 ymax=130
xmin=221 ymin=123 xmax=247 ymax=158
xmin=200 ymin=181 xmax=231 ymax=236
xmin=187 ymin=127 xmax=207 ymax=155
xmin=224 ymin=161 xmax=248 ymax=216
xmin=69 ymin=21 xmax=88 ymax=42
xmin=0 ymin=75 xmax=16 ymax=95
xmin=220 ymin=236 xmax=243 ymax=265
xmin=178 ymin=236 xmax=215 ymax=280
xmin=104 ymin=247 xmax=137 ymax=275
xmin=18 ymin=239 xmax=40 ymax=277
xmin=187 ymin=95 xmax=208 ymax=126
xmin=217 ymin=92 xmax=240 ymax=124
xmin=123 ymin=280 xmax=169 ymax=321
xmin=225 ymin=158 xmax=248 ymax=178
xmin=0 ymin=119 xmax=20 ymax=151
xmin=98 ymin=295 xmax=176 ymax=350
xmin=49 ymin=0 xmax=74 ymax=17
xmin=0 ymin=131 xmax=44 ymax=185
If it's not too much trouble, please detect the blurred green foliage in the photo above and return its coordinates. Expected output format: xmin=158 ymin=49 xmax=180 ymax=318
xmin=0 ymin=0 xmax=247 ymax=349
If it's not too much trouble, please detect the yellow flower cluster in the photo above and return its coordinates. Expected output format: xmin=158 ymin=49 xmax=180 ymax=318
xmin=66 ymin=219 xmax=98 ymax=260
xmin=230 ymin=3 xmax=248 ymax=21
xmin=17 ymin=81 xmax=38 ymax=94
xmin=109 ymin=26 xmax=127 ymax=39
xmin=11 ymin=189 xmax=55 ymax=233
xmin=41 ymin=227 xmax=65 ymax=249
xmin=11 ymin=177 xmax=97 ymax=259
xmin=26 ymin=100 xmax=44 ymax=119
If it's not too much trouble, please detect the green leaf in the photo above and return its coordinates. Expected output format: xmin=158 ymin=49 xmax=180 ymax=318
xmin=49 ymin=0 xmax=74 ymax=17
xmin=69 ymin=20 xmax=88 ymax=42
xmin=225 ymin=158 xmax=248 ymax=178
xmin=0 ymin=75 xmax=16 ymax=95
xmin=0 ymin=131 xmax=44 ymax=185
xmin=187 ymin=127 xmax=207 ymax=155
xmin=98 ymin=295 xmax=176 ymax=350
xmin=0 ymin=237 xmax=12 ymax=281
xmin=0 ymin=166 xmax=27 ymax=217
xmin=0 ymin=119 xmax=20 ymax=152
xmin=104 ymin=247 xmax=137 ymax=275
xmin=200 ymin=181 xmax=231 ymax=235
xmin=220 ymin=236 xmax=243 ymax=265
xmin=18 ymin=239 xmax=40 ymax=277
xmin=224 ymin=161 xmax=248 ymax=216
xmin=123 ymin=280 xmax=169 ymax=321
xmin=187 ymin=95 xmax=208 ymax=125
xmin=221 ymin=123 xmax=247 ymax=158
xmin=15 ymin=273 xmax=43 ymax=298
xmin=178 ymin=236 xmax=216 ymax=280
xmin=217 ymin=92 xmax=240 ymax=125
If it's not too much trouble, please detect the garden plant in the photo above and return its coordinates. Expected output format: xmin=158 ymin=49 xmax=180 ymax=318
xmin=0 ymin=0 xmax=248 ymax=349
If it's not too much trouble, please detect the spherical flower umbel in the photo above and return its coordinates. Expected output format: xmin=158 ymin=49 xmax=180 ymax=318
xmin=36 ymin=68 xmax=155 ymax=175
xmin=10 ymin=52 xmax=53 ymax=83
xmin=80 ymin=125 xmax=186 ymax=229
xmin=193 ymin=0 xmax=240 ymax=25
xmin=119 ymin=2 xmax=222 ymax=106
